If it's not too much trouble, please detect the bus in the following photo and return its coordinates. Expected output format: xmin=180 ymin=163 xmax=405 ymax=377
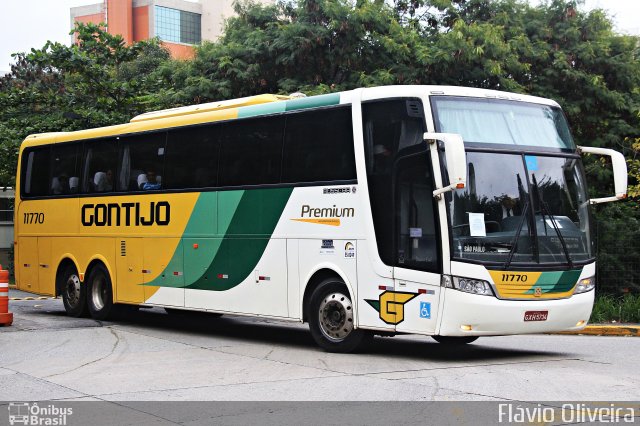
xmin=14 ymin=86 xmax=627 ymax=352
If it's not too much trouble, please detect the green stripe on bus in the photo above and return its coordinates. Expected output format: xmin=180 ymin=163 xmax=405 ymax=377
xmin=285 ymin=93 xmax=341 ymax=112
xmin=144 ymin=191 xmax=244 ymax=288
xmin=524 ymin=270 xmax=581 ymax=294
xmin=186 ymin=187 xmax=293 ymax=290
xmin=238 ymin=102 xmax=287 ymax=118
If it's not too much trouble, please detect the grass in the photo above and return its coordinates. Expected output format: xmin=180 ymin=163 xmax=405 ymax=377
xmin=590 ymin=294 xmax=640 ymax=324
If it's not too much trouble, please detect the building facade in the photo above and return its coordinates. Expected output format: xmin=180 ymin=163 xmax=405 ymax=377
xmin=71 ymin=0 xmax=273 ymax=59
xmin=0 ymin=189 xmax=14 ymax=272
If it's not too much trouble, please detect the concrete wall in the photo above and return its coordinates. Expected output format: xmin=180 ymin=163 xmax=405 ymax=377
xmin=107 ymin=0 xmax=134 ymax=44
xmin=133 ymin=5 xmax=150 ymax=42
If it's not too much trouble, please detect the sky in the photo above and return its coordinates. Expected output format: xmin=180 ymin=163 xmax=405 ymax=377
xmin=0 ymin=0 xmax=638 ymax=73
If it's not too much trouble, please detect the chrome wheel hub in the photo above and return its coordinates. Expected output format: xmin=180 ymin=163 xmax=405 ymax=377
xmin=91 ymin=275 xmax=107 ymax=311
xmin=318 ymin=292 xmax=354 ymax=341
xmin=65 ymin=274 xmax=81 ymax=307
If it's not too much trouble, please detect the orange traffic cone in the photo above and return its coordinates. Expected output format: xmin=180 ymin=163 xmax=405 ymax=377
xmin=0 ymin=268 xmax=13 ymax=326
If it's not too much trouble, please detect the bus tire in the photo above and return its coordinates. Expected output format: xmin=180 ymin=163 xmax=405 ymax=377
xmin=431 ymin=336 xmax=478 ymax=345
xmin=61 ymin=264 xmax=87 ymax=317
xmin=86 ymin=264 xmax=114 ymax=321
xmin=308 ymin=279 xmax=371 ymax=353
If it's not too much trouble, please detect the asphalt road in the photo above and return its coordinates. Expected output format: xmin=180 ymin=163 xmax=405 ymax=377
xmin=1 ymin=289 xmax=639 ymax=402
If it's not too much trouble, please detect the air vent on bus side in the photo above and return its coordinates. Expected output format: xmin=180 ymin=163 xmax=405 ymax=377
xmin=406 ymin=100 xmax=423 ymax=118
xmin=120 ymin=241 xmax=126 ymax=257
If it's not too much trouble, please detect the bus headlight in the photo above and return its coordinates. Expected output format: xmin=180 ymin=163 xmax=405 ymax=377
xmin=574 ymin=276 xmax=595 ymax=294
xmin=451 ymin=276 xmax=494 ymax=296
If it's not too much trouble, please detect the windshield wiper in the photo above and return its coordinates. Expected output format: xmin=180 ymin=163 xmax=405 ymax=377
xmin=503 ymin=194 xmax=530 ymax=270
xmin=503 ymin=174 xmax=532 ymax=270
xmin=531 ymin=174 xmax=574 ymax=268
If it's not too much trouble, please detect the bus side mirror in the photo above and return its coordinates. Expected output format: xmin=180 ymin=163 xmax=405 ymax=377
xmin=424 ymin=132 xmax=467 ymax=198
xmin=577 ymin=146 xmax=628 ymax=204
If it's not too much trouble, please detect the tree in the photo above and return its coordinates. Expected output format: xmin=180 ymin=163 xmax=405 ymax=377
xmin=0 ymin=22 xmax=172 ymax=187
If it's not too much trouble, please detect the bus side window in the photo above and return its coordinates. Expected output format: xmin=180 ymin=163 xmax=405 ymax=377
xmin=51 ymin=143 xmax=79 ymax=195
xmin=219 ymin=116 xmax=285 ymax=187
xmin=21 ymin=148 xmax=51 ymax=198
xmin=164 ymin=124 xmax=221 ymax=190
xmin=117 ymin=132 xmax=166 ymax=192
xmin=282 ymin=107 xmax=356 ymax=183
xmin=82 ymin=139 xmax=117 ymax=193
xmin=363 ymin=99 xmax=428 ymax=268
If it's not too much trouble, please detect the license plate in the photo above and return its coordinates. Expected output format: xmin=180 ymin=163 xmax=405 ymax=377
xmin=524 ymin=310 xmax=548 ymax=321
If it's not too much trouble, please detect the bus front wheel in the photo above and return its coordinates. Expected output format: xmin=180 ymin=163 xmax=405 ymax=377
xmin=61 ymin=265 xmax=87 ymax=317
xmin=431 ymin=336 xmax=479 ymax=345
xmin=86 ymin=264 xmax=114 ymax=321
xmin=308 ymin=279 xmax=371 ymax=353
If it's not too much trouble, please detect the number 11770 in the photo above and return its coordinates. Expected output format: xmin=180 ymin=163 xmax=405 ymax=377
xmin=23 ymin=212 xmax=44 ymax=224
xmin=502 ymin=274 xmax=528 ymax=282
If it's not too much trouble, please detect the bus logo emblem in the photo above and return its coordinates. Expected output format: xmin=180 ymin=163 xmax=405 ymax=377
xmin=365 ymin=291 xmax=418 ymax=325
xmin=534 ymin=287 xmax=542 ymax=297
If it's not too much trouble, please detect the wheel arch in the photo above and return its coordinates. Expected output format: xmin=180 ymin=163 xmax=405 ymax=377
xmin=54 ymin=256 xmax=80 ymax=297
xmin=84 ymin=255 xmax=116 ymax=302
xmin=301 ymin=264 xmax=356 ymax=323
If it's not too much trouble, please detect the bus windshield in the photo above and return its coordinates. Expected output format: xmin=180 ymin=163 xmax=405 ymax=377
xmin=432 ymin=97 xmax=575 ymax=150
xmin=447 ymin=152 xmax=593 ymax=266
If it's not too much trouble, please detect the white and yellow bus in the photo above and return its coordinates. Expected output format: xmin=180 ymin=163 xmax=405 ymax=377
xmin=14 ymin=86 xmax=628 ymax=352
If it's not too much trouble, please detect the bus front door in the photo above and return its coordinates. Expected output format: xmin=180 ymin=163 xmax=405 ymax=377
xmin=392 ymin=152 xmax=442 ymax=335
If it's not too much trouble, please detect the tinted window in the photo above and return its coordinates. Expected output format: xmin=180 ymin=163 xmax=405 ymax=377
xmin=363 ymin=99 xmax=427 ymax=266
xmin=219 ymin=116 xmax=285 ymax=186
xmin=0 ymin=197 xmax=12 ymax=222
xmin=51 ymin=143 xmax=80 ymax=195
xmin=165 ymin=124 xmax=220 ymax=189
xmin=396 ymin=152 xmax=439 ymax=272
xmin=282 ymin=107 xmax=356 ymax=183
xmin=22 ymin=148 xmax=51 ymax=197
xmin=118 ymin=133 xmax=166 ymax=191
xmin=82 ymin=139 xmax=118 ymax=193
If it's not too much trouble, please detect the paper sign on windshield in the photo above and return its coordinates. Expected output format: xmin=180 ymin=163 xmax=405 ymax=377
xmin=468 ymin=213 xmax=486 ymax=237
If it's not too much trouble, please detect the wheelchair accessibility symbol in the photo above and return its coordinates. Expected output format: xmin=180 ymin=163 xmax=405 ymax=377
xmin=419 ymin=302 xmax=431 ymax=319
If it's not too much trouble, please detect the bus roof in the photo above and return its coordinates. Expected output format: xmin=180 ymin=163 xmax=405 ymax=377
xmin=18 ymin=86 xmax=560 ymax=149
xmin=129 ymin=94 xmax=292 ymax=123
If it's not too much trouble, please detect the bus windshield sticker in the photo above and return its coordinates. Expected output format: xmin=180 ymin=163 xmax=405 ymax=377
xmin=468 ymin=213 xmax=486 ymax=237
xmin=409 ymin=228 xmax=422 ymax=238
xmin=525 ymin=155 xmax=539 ymax=171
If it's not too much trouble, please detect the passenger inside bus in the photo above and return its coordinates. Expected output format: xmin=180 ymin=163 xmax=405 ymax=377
xmin=94 ymin=169 xmax=114 ymax=192
xmin=137 ymin=169 xmax=162 ymax=190
xmin=51 ymin=174 xmax=70 ymax=194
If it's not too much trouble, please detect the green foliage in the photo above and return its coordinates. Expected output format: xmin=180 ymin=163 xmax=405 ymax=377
xmin=590 ymin=294 xmax=640 ymax=323
xmin=593 ymin=201 xmax=640 ymax=294
xmin=0 ymin=22 xmax=172 ymax=187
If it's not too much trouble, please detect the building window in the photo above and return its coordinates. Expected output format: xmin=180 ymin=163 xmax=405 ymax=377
xmin=155 ymin=6 xmax=201 ymax=45
xmin=0 ymin=195 xmax=13 ymax=223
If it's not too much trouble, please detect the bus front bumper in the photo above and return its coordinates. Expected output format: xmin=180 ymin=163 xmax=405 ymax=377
xmin=438 ymin=288 xmax=594 ymax=336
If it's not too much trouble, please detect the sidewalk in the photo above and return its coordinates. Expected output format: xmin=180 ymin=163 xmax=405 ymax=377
xmin=8 ymin=287 xmax=57 ymax=301
xmin=553 ymin=324 xmax=640 ymax=337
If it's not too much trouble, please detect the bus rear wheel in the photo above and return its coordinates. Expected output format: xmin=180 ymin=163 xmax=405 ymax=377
xmin=431 ymin=336 xmax=479 ymax=345
xmin=86 ymin=264 xmax=114 ymax=321
xmin=61 ymin=265 xmax=87 ymax=317
xmin=308 ymin=279 xmax=371 ymax=353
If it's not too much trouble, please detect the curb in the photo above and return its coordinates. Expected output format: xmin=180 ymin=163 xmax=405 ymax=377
xmin=10 ymin=296 xmax=57 ymax=301
xmin=553 ymin=325 xmax=640 ymax=337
